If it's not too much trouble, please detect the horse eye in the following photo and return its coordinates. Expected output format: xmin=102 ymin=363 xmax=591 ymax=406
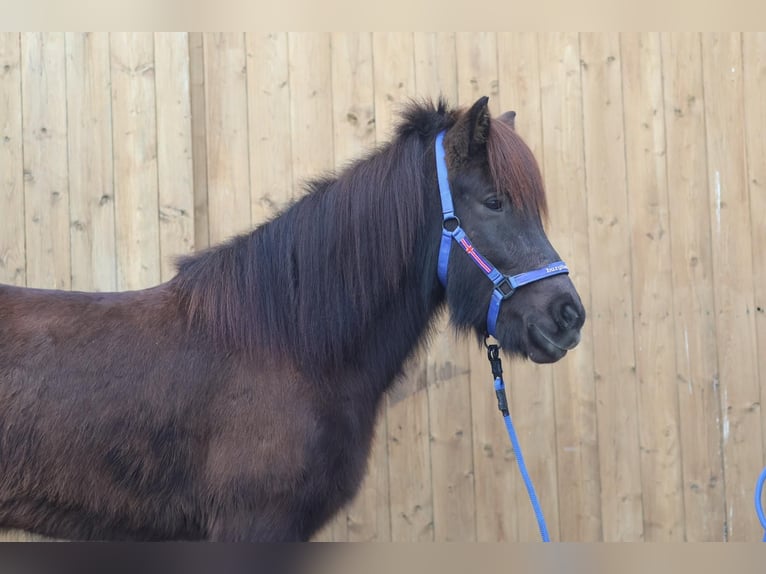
xmin=484 ymin=197 xmax=503 ymax=211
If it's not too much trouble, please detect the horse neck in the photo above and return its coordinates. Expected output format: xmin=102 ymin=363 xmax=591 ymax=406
xmin=269 ymin=143 xmax=444 ymax=390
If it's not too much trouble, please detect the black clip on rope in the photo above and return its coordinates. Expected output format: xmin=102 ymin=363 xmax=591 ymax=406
xmin=486 ymin=340 xmax=509 ymax=416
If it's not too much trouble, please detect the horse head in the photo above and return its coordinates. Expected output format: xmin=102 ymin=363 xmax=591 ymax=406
xmin=440 ymin=96 xmax=585 ymax=363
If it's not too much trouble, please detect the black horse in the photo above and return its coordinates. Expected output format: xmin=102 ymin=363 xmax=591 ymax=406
xmin=0 ymin=97 xmax=585 ymax=541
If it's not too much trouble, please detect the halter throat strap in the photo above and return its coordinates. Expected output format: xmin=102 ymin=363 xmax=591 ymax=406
xmin=434 ymin=131 xmax=569 ymax=338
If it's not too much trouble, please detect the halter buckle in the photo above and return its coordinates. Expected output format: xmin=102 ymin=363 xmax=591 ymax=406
xmin=496 ymin=278 xmax=515 ymax=300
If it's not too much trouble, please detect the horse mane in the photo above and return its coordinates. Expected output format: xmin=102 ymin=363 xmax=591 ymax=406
xmin=172 ymin=99 xmax=454 ymax=369
xmin=171 ymin=98 xmax=547 ymax=370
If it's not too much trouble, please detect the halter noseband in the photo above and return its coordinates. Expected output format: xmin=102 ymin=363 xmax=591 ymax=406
xmin=435 ymin=131 xmax=570 ymax=338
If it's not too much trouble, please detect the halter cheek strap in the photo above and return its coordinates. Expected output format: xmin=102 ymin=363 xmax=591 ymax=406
xmin=434 ymin=131 xmax=570 ymax=338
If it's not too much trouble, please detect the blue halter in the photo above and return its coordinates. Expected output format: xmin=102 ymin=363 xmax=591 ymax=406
xmin=435 ymin=131 xmax=569 ymax=338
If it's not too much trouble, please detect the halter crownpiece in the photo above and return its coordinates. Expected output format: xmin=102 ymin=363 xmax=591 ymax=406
xmin=434 ymin=131 xmax=570 ymax=338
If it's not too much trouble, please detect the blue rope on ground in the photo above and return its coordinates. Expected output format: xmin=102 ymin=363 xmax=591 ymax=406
xmin=756 ymin=466 xmax=766 ymax=542
xmin=494 ymin=376 xmax=550 ymax=542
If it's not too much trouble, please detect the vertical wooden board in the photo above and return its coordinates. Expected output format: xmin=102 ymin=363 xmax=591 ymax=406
xmin=414 ymin=32 xmax=476 ymax=542
xmin=455 ymin=32 xmax=501 ymax=114
xmin=0 ymin=33 xmax=25 ymax=286
xmin=188 ymin=33 xmax=209 ymax=251
xmin=321 ymin=31 xmax=377 ymax=542
xmin=371 ymin=32 xmax=434 ymax=542
xmin=203 ymin=33 xmax=251 ymax=243
xmin=496 ymin=32 xmax=560 ymax=542
xmin=371 ymin=32 xmax=417 ymax=137
xmin=20 ymin=32 xmax=70 ymax=290
xmin=110 ymin=32 xmax=160 ymax=291
xmin=620 ymin=32 xmax=685 ymax=541
xmin=742 ymin=32 xmax=766 ymax=491
xmin=660 ymin=32 xmax=725 ymax=541
xmin=497 ymin=34 xmax=544 ymax=156
xmin=331 ymin=33 xmax=375 ymax=168
xmin=65 ymin=32 xmax=116 ymax=292
xmin=413 ymin=32 xmax=457 ymax=104
xmin=288 ymin=33 xmax=334 ymax=194
xmin=385 ymin=344 xmax=433 ymax=540
xmin=456 ymin=32 xmax=519 ymax=542
xmin=579 ymin=32 xmax=643 ymax=541
xmin=246 ymin=32 xmax=293 ymax=226
xmin=537 ymin=32 xmax=601 ymax=542
xmin=154 ymin=33 xmax=194 ymax=281
xmin=701 ymin=32 xmax=762 ymax=541
xmin=424 ymin=320 xmax=476 ymax=542
xmin=345 ymin=424 xmax=390 ymax=542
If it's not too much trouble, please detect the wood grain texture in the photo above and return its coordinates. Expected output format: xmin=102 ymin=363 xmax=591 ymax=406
xmin=188 ymin=32 xmax=209 ymax=251
xmin=331 ymin=33 xmax=375 ymax=169
xmin=742 ymin=33 xmax=766 ymax=486
xmin=110 ymin=32 xmax=160 ymax=291
xmin=21 ymin=32 xmax=70 ymax=290
xmin=701 ymin=32 xmax=762 ymax=541
xmin=579 ymin=32 xmax=643 ymax=541
xmin=247 ymin=32 xmax=293 ymax=226
xmin=288 ymin=33 xmax=333 ymax=195
xmin=620 ymin=32 xmax=685 ymax=541
xmin=154 ymin=32 xmax=194 ymax=281
xmin=0 ymin=33 xmax=25 ymax=287
xmin=203 ymin=33 xmax=251 ymax=243
xmin=65 ymin=33 xmax=116 ymax=292
xmin=660 ymin=32 xmax=726 ymax=541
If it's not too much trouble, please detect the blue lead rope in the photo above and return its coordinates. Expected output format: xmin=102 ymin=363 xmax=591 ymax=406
xmin=756 ymin=466 xmax=766 ymax=541
xmin=486 ymin=343 xmax=550 ymax=542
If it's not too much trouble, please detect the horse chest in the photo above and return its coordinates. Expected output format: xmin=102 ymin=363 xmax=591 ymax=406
xmin=300 ymin=387 xmax=380 ymax=507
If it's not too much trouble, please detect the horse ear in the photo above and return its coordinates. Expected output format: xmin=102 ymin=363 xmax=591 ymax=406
xmin=467 ymin=96 xmax=491 ymax=149
xmin=447 ymin=96 xmax=491 ymax=161
xmin=498 ymin=110 xmax=516 ymax=130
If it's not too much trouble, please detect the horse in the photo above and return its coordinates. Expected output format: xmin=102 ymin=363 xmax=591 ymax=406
xmin=0 ymin=96 xmax=585 ymax=541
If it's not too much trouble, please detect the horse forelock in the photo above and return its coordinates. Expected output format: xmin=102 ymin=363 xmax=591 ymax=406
xmin=486 ymin=118 xmax=549 ymax=219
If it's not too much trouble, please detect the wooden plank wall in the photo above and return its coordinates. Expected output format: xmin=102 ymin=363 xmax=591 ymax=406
xmin=0 ymin=32 xmax=764 ymax=542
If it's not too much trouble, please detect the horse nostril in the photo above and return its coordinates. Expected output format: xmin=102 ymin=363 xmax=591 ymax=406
xmin=559 ymin=301 xmax=583 ymax=330
xmin=562 ymin=303 xmax=578 ymax=324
